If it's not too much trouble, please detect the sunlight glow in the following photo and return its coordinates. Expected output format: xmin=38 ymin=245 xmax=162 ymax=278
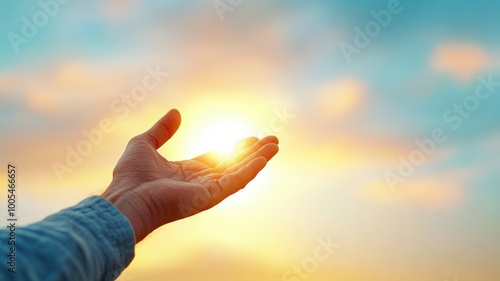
xmin=185 ymin=114 xmax=255 ymax=159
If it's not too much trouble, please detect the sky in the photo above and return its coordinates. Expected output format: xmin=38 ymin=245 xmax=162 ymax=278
xmin=1 ymin=0 xmax=500 ymax=280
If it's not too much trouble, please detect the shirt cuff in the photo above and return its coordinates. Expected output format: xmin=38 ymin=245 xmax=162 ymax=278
xmin=44 ymin=196 xmax=136 ymax=280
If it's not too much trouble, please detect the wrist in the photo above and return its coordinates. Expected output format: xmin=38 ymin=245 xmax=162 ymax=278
xmin=102 ymin=190 xmax=148 ymax=243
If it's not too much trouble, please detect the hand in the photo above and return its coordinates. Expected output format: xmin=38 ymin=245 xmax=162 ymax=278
xmin=101 ymin=109 xmax=279 ymax=242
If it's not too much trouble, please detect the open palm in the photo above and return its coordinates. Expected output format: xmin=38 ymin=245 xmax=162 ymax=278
xmin=102 ymin=109 xmax=279 ymax=242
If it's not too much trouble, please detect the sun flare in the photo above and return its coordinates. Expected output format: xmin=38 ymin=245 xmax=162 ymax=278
xmin=185 ymin=114 xmax=255 ymax=159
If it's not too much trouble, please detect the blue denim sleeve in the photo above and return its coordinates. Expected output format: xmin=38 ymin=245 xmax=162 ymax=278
xmin=1 ymin=196 xmax=135 ymax=281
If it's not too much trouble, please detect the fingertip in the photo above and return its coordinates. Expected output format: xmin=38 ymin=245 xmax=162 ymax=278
xmin=168 ymin=108 xmax=182 ymax=123
xmin=271 ymin=143 xmax=279 ymax=154
xmin=261 ymin=135 xmax=279 ymax=145
xmin=262 ymin=143 xmax=279 ymax=161
xmin=140 ymin=108 xmax=182 ymax=149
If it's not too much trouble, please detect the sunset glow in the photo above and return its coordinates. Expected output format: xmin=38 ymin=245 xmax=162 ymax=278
xmin=2 ymin=1 xmax=500 ymax=280
xmin=186 ymin=115 xmax=254 ymax=157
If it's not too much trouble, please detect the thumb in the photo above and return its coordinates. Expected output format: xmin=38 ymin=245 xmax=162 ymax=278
xmin=139 ymin=109 xmax=182 ymax=149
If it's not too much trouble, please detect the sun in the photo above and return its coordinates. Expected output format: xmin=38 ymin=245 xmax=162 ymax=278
xmin=184 ymin=114 xmax=255 ymax=159
xmin=162 ymin=102 xmax=275 ymax=209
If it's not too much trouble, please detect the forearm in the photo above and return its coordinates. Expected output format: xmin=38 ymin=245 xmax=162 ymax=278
xmin=1 ymin=196 xmax=135 ymax=281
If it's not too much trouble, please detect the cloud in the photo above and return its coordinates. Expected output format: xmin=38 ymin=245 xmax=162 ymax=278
xmin=101 ymin=0 xmax=139 ymax=21
xmin=365 ymin=176 xmax=466 ymax=210
xmin=313 ymin=77 xmax=366 ymax=121
xmin=431 ymin=43 xmax=488 ymax=82
xmin=22 ymin=60 xmax=133 ymax=116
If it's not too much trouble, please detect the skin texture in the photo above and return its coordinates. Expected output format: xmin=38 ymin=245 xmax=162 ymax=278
xmin=101 ymin=109 xmax=279 ymax=242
